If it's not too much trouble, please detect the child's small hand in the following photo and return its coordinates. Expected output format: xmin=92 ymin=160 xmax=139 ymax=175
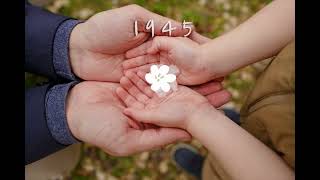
xmin=116 ymin=71 xmax=227 ymax=130
xmin=123 ymin=37 xmax=213 ymax=85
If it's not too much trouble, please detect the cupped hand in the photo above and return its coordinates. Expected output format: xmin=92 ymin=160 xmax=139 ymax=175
xmin=123 ymin=35 xmax=214 ymax=85
xmin=69 ymin=4 xmax=191 ymax=82
xmin=66 ymin=81 xmax=191 ymax=156
xmin=116 ymin=71 xmax=231 ymax=130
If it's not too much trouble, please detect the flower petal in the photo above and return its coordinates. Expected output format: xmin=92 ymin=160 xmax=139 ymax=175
xmin=145 ymin=73 xmax=155 ymax=84
xmin=150 ymin=65 xmax=159 ymax=75
xmin=160 ymin=82 xmax=170 ymax=92
xmin=159 ymin=65 xmax=169 ymax=75
xmin=151 ymin=82 xmax=161 ymax=92
xmin=163 ymin=74 xmax=176 ymax=83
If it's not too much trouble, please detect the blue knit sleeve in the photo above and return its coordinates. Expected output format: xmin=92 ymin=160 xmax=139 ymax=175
xmin=45 ymin=82 xmax=80 ymax=145
xmin=53 ymin=19 xmax=82 ymax=80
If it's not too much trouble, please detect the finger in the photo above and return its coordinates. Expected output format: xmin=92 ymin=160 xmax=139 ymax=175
xmin=116 ymin=86 xmax=144 ymax=108
xmin=126 ymin=127 xmax=191 ymax=153
xmin=191 ymin=81 xmax=223 ymax=96
xmin=125 ymin=40 xmax=153 ymax=58
xmin=136 ymin=71 xmax=147 ymax=80
xmin=142 ymin=11 xmax=192 ymax=37
xmin=147 ymin=36 xmax=175 ymax=54
xmin=129 ymin=118 xmax=157 ymax=130
xmin=124 ymin=107 xmax=175 ymax=128
xmin=116 ymin=86 xmax=145 ymax=130
xmin=126 ymin=71 xmax=155 ymax=98
xmin=206 ymin=90 xmax=232 ymax=108
xmin=128 ymin=118 xmax=144 ymax=130
xmin=189 ymin=31 xmax=211 ymax=44
xmin=123 ymin=108 xmax=158 ymax=124
xmin=119 ymin=31 xmax=150 ymax=53
xmin=143 ymin=123 xmax=159 ymax=129
xmin=122 ymin=54 xmax=159 ymax=70
xmin=131 ymin=32 xmax=150 ymax=48
xmin=120 ymin=76 xmax=150 ymax=103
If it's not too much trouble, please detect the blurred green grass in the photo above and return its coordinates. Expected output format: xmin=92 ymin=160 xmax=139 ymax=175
xmin=26 ymin=0 xmax=272 ymax=179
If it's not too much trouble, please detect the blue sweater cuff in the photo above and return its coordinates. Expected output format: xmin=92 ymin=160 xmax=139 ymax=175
xmin=53 ymin=19 xmax=82 ymax=80
xmin=45 ymin=82 xmax=80 ymax=145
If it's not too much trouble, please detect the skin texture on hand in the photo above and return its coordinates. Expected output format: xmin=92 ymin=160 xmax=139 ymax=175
xmin=66 ymin=81 xmax=191 ymax=156
xmin=116 ymin=71 xmax=231 ymax=130
xmin=69 ymin=4 xmax=191 ymax=82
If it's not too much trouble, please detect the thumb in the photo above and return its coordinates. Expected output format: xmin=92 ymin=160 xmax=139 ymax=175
xmin=189 ymin=31 xmax=211 ymax=44
xmin=125 ymin=127 xmax=191 ymax=154
xmin=131 ymin=32 xmax=150 ymax=47
xmin=124 ymin=108 xmax=161 ymax=125
xmin=147 ymin=36 xmax=176 ymax=54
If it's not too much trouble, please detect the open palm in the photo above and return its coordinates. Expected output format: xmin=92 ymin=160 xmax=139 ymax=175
xmin=116 ymin=71 xmax=231 ymax=129
xmin=66 ymin=81 xmax=191 ymax=156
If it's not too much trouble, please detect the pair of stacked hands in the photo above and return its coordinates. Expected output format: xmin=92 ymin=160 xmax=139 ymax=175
xmin=46 ymin=1 xmax=295 ymax=178
xmin=65 ymin=5 xmax=230 ymax=156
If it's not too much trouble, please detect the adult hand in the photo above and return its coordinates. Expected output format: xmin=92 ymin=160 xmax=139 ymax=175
xmin=69 ymin=4 xmax=191 ymax=82
xmin=66 ymin=81 xmax=191 ymax=156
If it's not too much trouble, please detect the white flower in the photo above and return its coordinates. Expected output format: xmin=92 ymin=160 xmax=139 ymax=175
xmin=145 ymin=65 xmax=176 ymax=93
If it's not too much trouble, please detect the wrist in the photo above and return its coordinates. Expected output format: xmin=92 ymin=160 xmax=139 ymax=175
xmin=198 ymin=45 xmax=218 ymax=81
xmin=46 ymin=82 xmax=80 ymax=145
xmin=65 ymin=83 xmax=81 ymax=140
xmin=69 ymin=22 xmax=86 ymax=79
xmin=53 ymin=19 xmax=82 ymax=80
xmin=199 ymin=33 xmax=245 ymax=79
xmin=186 ymin=104 xmax=226 ymax=135
xmin=186 ymin=102 xmax=217 ymax=132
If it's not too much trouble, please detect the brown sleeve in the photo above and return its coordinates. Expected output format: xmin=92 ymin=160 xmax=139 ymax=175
xmin=240 ymin=41 xmax=295 ymax=169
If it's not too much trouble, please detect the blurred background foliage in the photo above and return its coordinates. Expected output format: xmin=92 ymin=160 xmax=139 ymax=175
xmin=27 ymin=0 xmax=272 ymax=179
